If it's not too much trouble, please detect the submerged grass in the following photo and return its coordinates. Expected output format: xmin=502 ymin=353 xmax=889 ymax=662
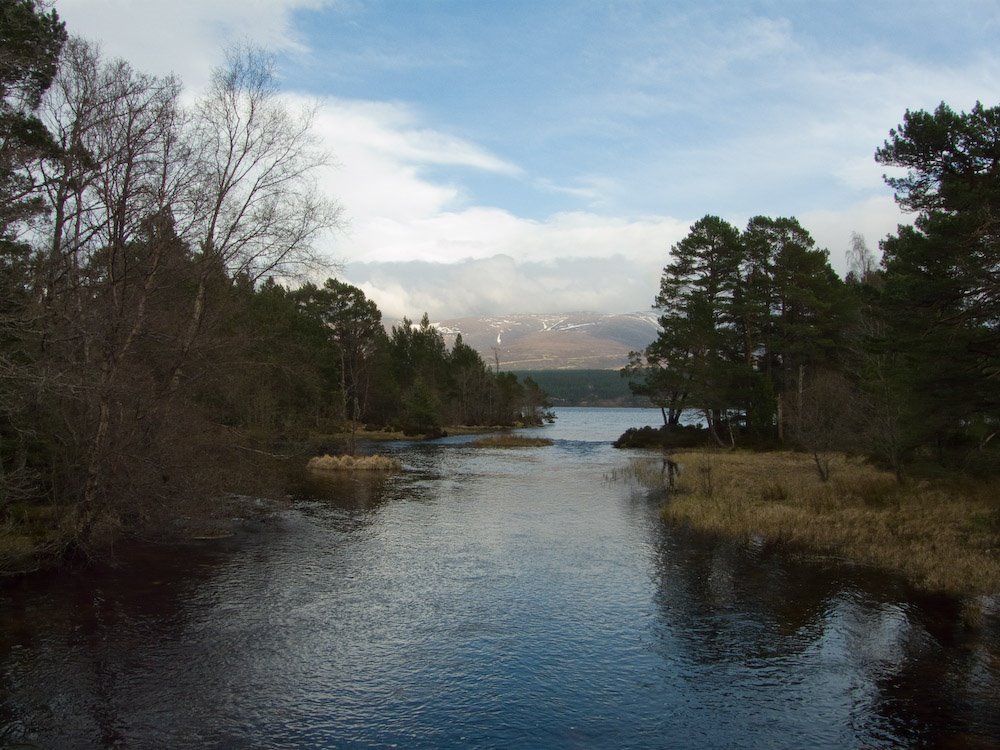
xmin=626 ymin=450 xmax=999 ymax=597
xmin=471 ymin=435 xmax=554 ymax=448
xmin=307 ymin=454 xmax=402 ymax=472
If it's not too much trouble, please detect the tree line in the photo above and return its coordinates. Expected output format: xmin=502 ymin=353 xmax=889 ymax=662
xmin=624 ymin=101 xmax=999 ymax=481
xmin=0 ymin=1 xmax=549 ymax=566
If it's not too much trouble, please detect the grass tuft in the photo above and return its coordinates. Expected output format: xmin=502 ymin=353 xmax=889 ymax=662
xmin=307 ymin=454 xmax=402 ymax=472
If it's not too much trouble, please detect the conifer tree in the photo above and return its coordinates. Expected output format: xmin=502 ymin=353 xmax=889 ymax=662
xmin=872 ymin=101 xmax=1000 ymax=462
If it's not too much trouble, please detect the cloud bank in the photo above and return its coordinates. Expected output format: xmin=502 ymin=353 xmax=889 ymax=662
xmin=53 ymin=0 xmax=999 ymax=320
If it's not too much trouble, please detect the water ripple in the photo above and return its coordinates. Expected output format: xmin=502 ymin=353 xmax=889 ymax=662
xmin=1 ymin=408 xmax=998 ymax=749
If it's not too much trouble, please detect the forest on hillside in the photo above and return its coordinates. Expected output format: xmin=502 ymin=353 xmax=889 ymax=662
xmin=513 ymin=369 xmax=647 ymax=407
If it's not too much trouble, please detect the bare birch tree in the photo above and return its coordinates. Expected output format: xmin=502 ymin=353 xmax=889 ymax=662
xmin=169 ymin=45 xmax=342 ymax=390
xmin=3 ymin=37 xmax=343 ymax=559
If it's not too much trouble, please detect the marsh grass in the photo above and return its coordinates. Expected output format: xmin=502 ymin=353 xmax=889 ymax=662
xmin=307 ymin=454 xmax=402 ymax=472
xmin=471 ymin=435 xmax=554 ymax=448
xmin=624 ymin=450 xmax=999 ymax=596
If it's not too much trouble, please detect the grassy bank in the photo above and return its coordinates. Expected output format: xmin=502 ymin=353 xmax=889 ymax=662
xmin=622 ymin=450 xmax=1000 ymax=597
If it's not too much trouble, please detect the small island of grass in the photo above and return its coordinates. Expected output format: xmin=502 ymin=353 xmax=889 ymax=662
xmin=307 ymin=454 xmax=402 ymax=472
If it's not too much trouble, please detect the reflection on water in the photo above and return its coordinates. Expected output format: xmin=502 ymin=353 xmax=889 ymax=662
xmin=1 ymin=408 xmax=998 ymax=749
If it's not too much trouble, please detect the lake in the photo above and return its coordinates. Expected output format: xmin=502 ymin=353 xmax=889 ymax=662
xmin=1 ymin=407 xmax=998 ymax=748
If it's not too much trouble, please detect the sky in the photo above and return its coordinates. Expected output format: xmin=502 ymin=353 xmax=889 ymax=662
xmin=53 ymin=0 xmax=1000 ymax=321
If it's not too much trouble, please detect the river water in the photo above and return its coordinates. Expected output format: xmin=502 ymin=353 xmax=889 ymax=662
xmin=1 ymin=407 xmax=998 ymax=749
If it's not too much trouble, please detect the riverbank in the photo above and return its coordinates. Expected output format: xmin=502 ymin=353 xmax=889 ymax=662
xmin=7 ymin=407 xmax=996 ymax=748
xmin=623 ymin=450 xmax=1000 ymax=598
xmin=0 ymin=422 xmax=545 ymax=576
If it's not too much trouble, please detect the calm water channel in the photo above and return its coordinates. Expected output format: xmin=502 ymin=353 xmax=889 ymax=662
xmin=2 ymin=407 xmax=998 ymax=749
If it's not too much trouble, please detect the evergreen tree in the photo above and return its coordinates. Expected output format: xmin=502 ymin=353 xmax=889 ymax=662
xmin=652 ymin=215 xmax=742 ymax=442
xmin=0 ymin=0 xmax=66 ymax=248
xmin=767 ymin=218 xmax=850 ymax=438
xmin=632 ymin=214 xmax=849 ymax=445
xmin=873 ymin=101 xmax=1000 ymax=464
xmin=294 ymin=279 xmax=385 ymax=425
xmin=1 ymin=0 xmax=66 ymax=513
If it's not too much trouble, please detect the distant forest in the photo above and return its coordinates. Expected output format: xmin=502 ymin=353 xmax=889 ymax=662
xmin=513 ymin=370 xmax=647 ymax=407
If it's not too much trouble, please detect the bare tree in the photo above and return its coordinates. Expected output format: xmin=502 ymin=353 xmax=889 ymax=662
xmin=847 ymin=231 xmax=878 ymax=283
xmin=3 ymin=40 xmax=344 ymax=558
xmin=168 ymin=45 xmax=342 ymax=391
xmin=788 ymin=369 xmax=857 ymax=481
xmin=27 ymin=40 xmax=195 ymax=543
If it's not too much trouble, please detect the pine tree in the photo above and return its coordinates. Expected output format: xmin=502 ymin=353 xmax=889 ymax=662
xmin=873 ymin=101 xmax=1000 ymax=464
xmin=651 ymin=215 xmax=742 ymax=443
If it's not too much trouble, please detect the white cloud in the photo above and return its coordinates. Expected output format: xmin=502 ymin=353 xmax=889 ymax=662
xmin=339 ymin=194 xmax=912 ymax=322
xmin=54 ymin=0 xmax=334 ymax=89
xmin=305 ymin=94 xmax=687 ymax=273
xmin=800 ymin=196 xmax=911 ymax=273
xmin=313 ymin=99 xmax=520 ymax=175
xmin=287 ymin=95 xmax=532 ymax=275
xmin=303 ymin=90 xmax=913 ymax=318
xmin=51 ymin=1 xmax=994 ymax=320
xmin=343 ymin=254 xmax=662 ymax=322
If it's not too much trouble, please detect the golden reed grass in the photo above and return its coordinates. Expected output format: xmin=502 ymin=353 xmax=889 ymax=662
xmin=628 ymin=450 xmax=999 ymax=597
xmin=307 ymin=454 xmax=402 ymax=472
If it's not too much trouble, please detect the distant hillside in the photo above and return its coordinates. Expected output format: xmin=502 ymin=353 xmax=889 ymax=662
xmin=431 ymin=312 xmax=659 ymax=370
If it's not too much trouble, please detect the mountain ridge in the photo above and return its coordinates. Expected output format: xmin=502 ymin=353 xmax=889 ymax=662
xmin=425 ymin=311 xmax=660 ymax=370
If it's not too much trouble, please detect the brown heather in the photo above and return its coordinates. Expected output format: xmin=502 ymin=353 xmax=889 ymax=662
xmin=624 ymin=450 xmax=999 ymax=597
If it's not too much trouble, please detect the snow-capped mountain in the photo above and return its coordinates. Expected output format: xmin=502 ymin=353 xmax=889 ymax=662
xmin=425 ymin=312 xmax=659 ymax=370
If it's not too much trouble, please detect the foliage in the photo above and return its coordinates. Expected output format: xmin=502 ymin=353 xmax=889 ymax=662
xmin=0 ymin=0 xmax=66 ymax=245
xmin=0 ymin=17 xmax=553 ymax=569
xmin=612 ymin=425 xmax=711 ymax=450
xmin=625 ymin=100 xmax=998 ymax=484
xmin=511 ymin=370 xmax=643 ymax=407
xmin=626 ymin=213 xmax=849 ymax=446
xmin=870 ymin=102 xmax=1000 ymax=469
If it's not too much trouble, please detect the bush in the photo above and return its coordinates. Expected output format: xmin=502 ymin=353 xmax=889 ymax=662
xmin=613 ymin=425 xmax=709 ymax=449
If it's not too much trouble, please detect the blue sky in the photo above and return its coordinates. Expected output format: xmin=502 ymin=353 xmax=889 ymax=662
xmin=54 ymin=0 xmax=1000 ymax=320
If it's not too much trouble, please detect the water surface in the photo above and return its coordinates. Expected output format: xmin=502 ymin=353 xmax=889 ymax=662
xmin=2 ymin=408 xmax=998 ymax=748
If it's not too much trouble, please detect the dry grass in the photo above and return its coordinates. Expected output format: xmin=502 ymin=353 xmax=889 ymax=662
xmin=307 ymin=454 xmax=402 ymax=472
xmin=629 ymin=450 xmax=999 ymax=597
xmin=471 ymin=435 xmax=554 ymax=448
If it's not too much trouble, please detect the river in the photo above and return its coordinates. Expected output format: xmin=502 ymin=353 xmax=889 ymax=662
xmin=1 ymin=407 xmax=998 ymax=749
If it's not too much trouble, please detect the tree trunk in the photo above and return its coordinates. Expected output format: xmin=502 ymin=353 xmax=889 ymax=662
xmin=168 ymin=273 xmax=207 ymax=393
xmin=776 ymin=393 xmax=784 ymax=443
xmin=705 ymin=409 xmax=727 ymax=447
